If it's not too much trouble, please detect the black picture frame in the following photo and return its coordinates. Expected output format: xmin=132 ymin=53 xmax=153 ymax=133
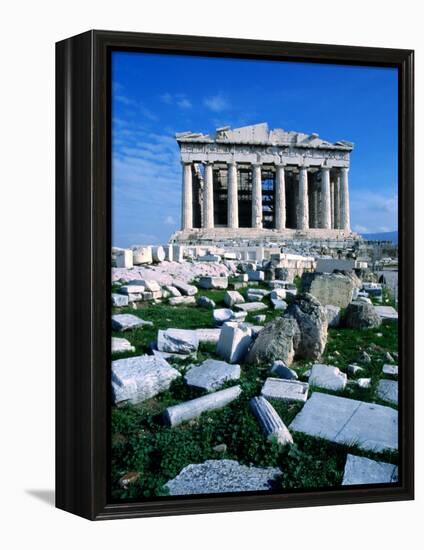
xmin=56 ymin=29 xmax=414 ymax=521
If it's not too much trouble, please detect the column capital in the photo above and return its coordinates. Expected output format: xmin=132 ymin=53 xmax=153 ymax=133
xmin=320 ymin=165 xmax=331 ymax=172
xmin=181 ymin=160 xmax=192 ymax=166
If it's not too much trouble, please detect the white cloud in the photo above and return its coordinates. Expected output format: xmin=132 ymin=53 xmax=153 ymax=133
xmin=164 ymin=215 xmax=176 ymax=225
xmin=350 ymin=189 xmax=398 ymax=234
xmin=160 ymin=93 xmax=192 ymax=109
xmin=204 ymin=94 xmax=230 ymax=112
xmin=160 ymin=93 xmax=173 ymax=104
xmin=177 ymin=98 xmax=192 ymax=109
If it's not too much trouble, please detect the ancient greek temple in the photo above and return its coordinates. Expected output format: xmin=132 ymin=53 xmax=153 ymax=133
xmin=173 ymin=123 xmax=354 ymax=243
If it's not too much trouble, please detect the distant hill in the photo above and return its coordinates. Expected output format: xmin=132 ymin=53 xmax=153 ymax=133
xmin=361 ymin=231 xmax=398 ymax=244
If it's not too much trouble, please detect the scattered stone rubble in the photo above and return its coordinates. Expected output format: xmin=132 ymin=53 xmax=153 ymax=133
xmin=111 ymin=242 xmax=399 ymax=493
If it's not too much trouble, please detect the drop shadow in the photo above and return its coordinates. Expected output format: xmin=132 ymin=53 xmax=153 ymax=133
xmin=26 ymin=489 xmax=55 ymax=507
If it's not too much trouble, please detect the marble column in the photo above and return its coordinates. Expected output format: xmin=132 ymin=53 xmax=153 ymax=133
xmin=340 ymin=167 xmax=350 ymax=231
xmin=181 ymin=161 xmax=193 ymax=230
xmin=203 ymin=162 xmax=214 ymax=229
xmin=297 ymin=166 xmax=309 ymax=230
xmin=330 ymin=180 xmax=335 ymax=228
xmin=227 ymin=162 xmax=239 ymax=228
xmin=320 ymin=166 xmax=332 ymax=229
xmin=333 ymin=173 xmax=340 ymax=229
xmin=251 ymin=163 xmax=263 ymax=229
xmin=274 ymin=164 xmax=286 ymax=230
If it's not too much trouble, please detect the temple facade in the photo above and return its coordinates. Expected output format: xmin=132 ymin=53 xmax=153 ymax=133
xmin=172 ymin=123 xmax=355 ymax=243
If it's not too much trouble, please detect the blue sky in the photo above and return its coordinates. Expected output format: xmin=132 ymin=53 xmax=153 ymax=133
xmin=112 ymin=51 xmax=398 ymax=246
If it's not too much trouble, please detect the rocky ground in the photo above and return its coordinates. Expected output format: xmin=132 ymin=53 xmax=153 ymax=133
xmin=110 ymin=259 xmax=398 ymax=499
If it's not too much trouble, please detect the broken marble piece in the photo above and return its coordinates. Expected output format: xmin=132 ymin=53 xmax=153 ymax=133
xmin=235 ymin=302 xmax=268 ymax=313
xmin=356 ymin=378 xmax=372 ymax=389
xmin=382 ymin=364 xmax=398 ymax=376
xmin=112 ymin=354 xmax=180 ymax=404
xmin=119 ymin=284 xmax=145 ymax=295
xmin=342 ymin=454 xmax=398 ymax=485
xmin=112 ymin=337 xmax=135 ymax=354
xmin=250 ymin=396 xmax=293 ymax=446
xmin=168 ymin=296 xmax=196 ymax=306
xmin=184 ymin=359 xmax=241 ymax=391
xmin=198 ymin=276 xmax=228 ymax=290
xmin=173 ymin=280 xmax=198 ymax=296
xmin=112 ymin=314 xmax=153 ymax=332
xmin=271 ymin=360 xmax=298 ymax=380
xmin=224 ymin=290 xmax=245 ymax=307
xmin=261 ymin=378 xmax=309 ymax=403
xmin=308 ymin=364 xmax=347 ymax=391
xmin=157 ymin=328 xmax=199 ymax=354
xmin=289 ymin=392 xmax=398 ymax=452
xmin=112 ymin=293 xmax=129 ymax=307
xmin=213 ymin=308 xmax=234 ymax=325
xmin=216 ymin=322 xmax=252 ymax=364
xmin=163 ymin=385 xmax=242 ymax=427
xmin=164 ymin=285 xmax=181 ymax=297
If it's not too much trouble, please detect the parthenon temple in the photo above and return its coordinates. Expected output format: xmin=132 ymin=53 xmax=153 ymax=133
xmin=172 ymin=123 xmax=356 ymax=244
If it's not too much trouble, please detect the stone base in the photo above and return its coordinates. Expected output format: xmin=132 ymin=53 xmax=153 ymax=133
xmin=170 ymin=227 xmax=359 ymax=246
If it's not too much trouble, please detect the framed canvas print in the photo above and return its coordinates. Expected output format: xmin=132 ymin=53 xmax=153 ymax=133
xmin=56 ymin=30 xmax=414 ymax=520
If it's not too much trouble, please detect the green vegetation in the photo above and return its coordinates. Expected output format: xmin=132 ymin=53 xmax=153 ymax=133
xmin=111 ymin=285 xmax=398 ymax=500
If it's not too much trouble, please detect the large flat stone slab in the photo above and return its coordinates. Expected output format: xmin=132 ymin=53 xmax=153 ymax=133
xmin=377 ymin=379 xmax=398 ymax=405
xmin=309 ymin=364 xmax=347 ymax=391
xmin=164 ymin=459 xmax=282 ymax=495
xmin=112 ymin=355 xmax=180 ymax=404
xmin=289 ymin=392 xmax=398 ymax=452
xmin=261 ymin=378 xmax=309 ymax=403
xmin=112 ymin=314 xmax=153 ymax=332
xmin=184 ymin=359 xmax=241 ymax=391
xmin=342 ymin=454 xmax=398 ymax=485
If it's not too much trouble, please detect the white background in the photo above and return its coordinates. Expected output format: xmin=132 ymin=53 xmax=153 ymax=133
xmin=0 ymin=1 xmax=421 ymax=548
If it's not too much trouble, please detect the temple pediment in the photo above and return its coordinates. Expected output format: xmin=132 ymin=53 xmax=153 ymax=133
xmin=176 ymin=123 xmax=353 ymax=151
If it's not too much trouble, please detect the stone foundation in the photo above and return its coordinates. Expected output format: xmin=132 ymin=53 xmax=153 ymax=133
xmin=171 ymin=227 xmax=359 ymax=247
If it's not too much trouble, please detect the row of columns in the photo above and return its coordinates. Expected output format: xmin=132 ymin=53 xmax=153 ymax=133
xmin=181 ymin=161 xmax=350 ymax=232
